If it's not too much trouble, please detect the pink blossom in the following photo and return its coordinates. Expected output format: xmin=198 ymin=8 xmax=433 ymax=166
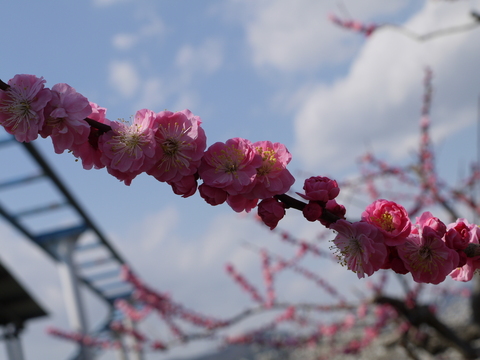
xmin=99 ymin=109 xmax=157 ymax=184
xmin=257 ymin=198 xmax=285 ymax=230
xmin=446 ymin=219 xmax=480 ymax=282
xmin=245 ymin=141 xmax=295 ymax=199
xmin=297 ymin=176 xmax=339 ymax=203
xmin=168 ymin=174 xmax=198 ymax=198
xmin=362 ymin=199 xmax=411 ymax=246
xmin=199 ymin=138 xmax=262 ymax=195
xmin=381 ymin=245 xmax=409 ymax=274
xmin=302 ymin=201 xmax=323 ymax=222
xmin=226 ymin=194 xmax=258 ymax=213
xmin=397 ymin=213 xmax=459 ymax=284
xmin=71 ymin=102 xmax=112 ymax=170
xmin=0 ymin=74 xmax=52 ymax=142
xmin=147 ymin=109 xmax=206 ymax=183
xmin=416 ymin=211 xmax=446 ymax=237
xmin=330 ymin=220 xmax=387 ymax=279
xmin=198 ymin=184 xmax=228 ymax=206
xmin=319 ymin=199 xmax=346 ymax=228
xmin=40 ymin=83 xmax=91 ymax=154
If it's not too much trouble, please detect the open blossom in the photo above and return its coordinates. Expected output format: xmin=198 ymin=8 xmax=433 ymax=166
xmin=330 ymin=220 xmax=387 ymax=279
xmin=397 ymin=212 xmax=459 ymax=284
xmin=297 ymin=176 xmax=339 ymax=203
xmin=99 ymin=109 xmax=157 ymax=184
xmin=362 ymin=199 xmax=411 ymax=246
xmin=71 ymin=102 xmax=112 ymax=170
xmin=199 ymin=137 xmax=262 ymax=195
xmin=245 ymin=141 xmax=295 ymax=199
xmin=147 ymin=109 xmax=206 ymax=183
xmin=41 ymin=83 xmax=92 ymax=154
xmin=0 ymin=74 xmax=52 ymax=142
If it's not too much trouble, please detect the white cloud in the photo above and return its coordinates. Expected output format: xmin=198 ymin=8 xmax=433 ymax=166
xmin=92 ymin=0 xmax=129 ymax=7
xmin=111 ymin=11 xmax=165 ymax=51
xmin=175 ymin=38 xmax=224 ymax=80
xmin=108 ymin=60 xmax=140 ymax=98
xmin=292 ymin=1 xmax=480 ymax=172
xmin=232 ymin=0 xmax=417 ymax=71
xmin=112 ymin=33 xmax=138 ymax=50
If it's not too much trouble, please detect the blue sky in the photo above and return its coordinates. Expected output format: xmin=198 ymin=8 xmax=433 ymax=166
xmin=1 ymin=0 xmax=480 ymax=359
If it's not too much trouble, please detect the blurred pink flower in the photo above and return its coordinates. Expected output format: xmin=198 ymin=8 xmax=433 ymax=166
xmin=331 ymin=220 xmax=387 ymax=279
xmin=0 ymin=74 xmax=52 ymax=142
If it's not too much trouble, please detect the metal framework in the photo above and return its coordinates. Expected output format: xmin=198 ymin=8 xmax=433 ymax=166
xmin=0 ymin=132 xmax=139 ymax=360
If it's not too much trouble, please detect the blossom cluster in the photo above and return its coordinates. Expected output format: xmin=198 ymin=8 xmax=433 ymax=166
xmin=2 ymin=73 xmax=479 ymax=285
xmin=330 ymin=199 xmax=480 ymax=284
xmin=0 ymin=74 xmax=295 ymax=216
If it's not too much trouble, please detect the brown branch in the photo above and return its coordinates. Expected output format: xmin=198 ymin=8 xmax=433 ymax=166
xmin=274 ymin=194 xmax=343 ymax=225
xmin=374 ymin=295 xmax=478 ymax=359
xmin=84 ymin=118 xmax=112 ymax=133
xmin=0 ymin=79 xmax=10 ymax=91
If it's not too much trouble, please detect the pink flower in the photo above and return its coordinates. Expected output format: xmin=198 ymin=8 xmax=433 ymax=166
xmin=257 ymin=198 xmax=285 ymax=229
xmin=397 ymin=212 xmax=459 ymax=284
xmin=147 ymin=109 xmax=206 ymax=183
xmin=199 ymin=138 xmax=262 ymax=195
xmin=319 ymin=199 xmax=346 ymax=228
xmin=246 ymin=141 xmax=295 ymax=199
xmin=416 ymin=211 xmax=446 ymax=237
xmin=302 ymin=201 xmax=323 ymax=222
xmin=226 ymin=194 xmax=258 ymax=213
xmin=41 ymin=83 xmax=92 ymax=154
xmin=381 ymin=245 xmax=409 ymax=274
xmin=446 ymin=219 xmax=480 ymax=282
xmin=362 ymin=199 xmax=411 ymax=246
xmin=297 ymin=176 xmax=339 ymax=203
xmin=99 ymin=109 xmax=157 ymax=184
xmin=198 ymin=184 xmax=227 ymax=206
xmin=330 ymin=220 xmax=387 ymax=279
xmin=168 ymin=174 xmax=198 ymax=198
xmin=0 ymin=74 xmax=52 ymax=142
xmin=71 ymin=102 xmax=112 ymax=170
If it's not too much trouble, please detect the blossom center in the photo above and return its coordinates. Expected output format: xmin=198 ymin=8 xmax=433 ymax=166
xmin=156 ymin=123 xmax=193 ymax=170
xmin=213 ymin=146 xmax=245 ymax=175
xmin=256 ymin=147 xmax=277 ymax=176
xmin=112 ymin=124 xmax=148 ymax=156
xmin=1 ymin=96 xmax=35 ymax=130
xmin=372 ymin=212 xmax=395 ymax=232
